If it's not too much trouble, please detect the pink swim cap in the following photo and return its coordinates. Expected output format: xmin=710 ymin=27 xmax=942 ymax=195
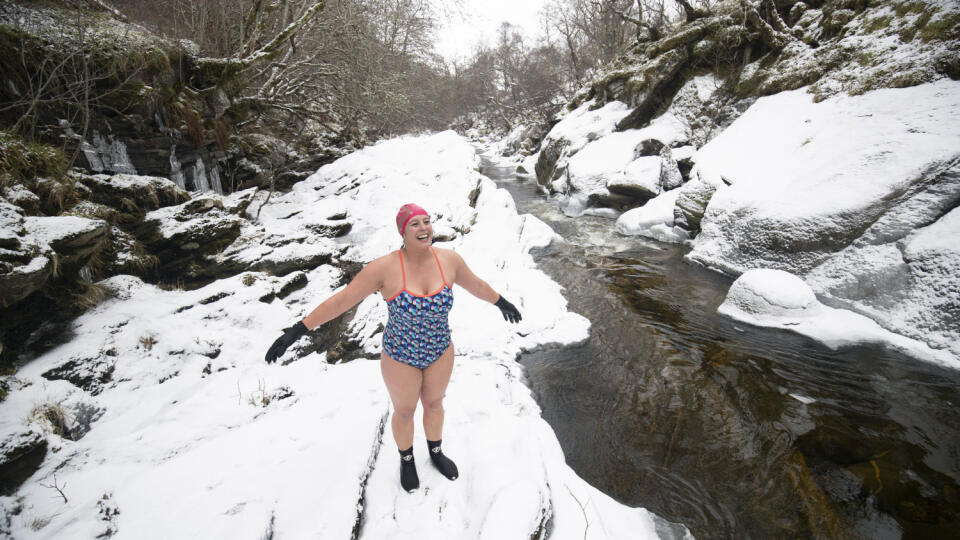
xmin=396 ymin=203 xmax=428 ymax=234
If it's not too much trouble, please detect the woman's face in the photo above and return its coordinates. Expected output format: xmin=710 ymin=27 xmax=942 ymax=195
xmin=402 ymin=214 xmax=432 ymax=247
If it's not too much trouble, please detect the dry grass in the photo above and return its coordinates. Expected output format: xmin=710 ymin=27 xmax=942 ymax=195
xmin=70 ymin=281 xmax=108 ymax=310
xmin=138 ymin=334 xmax=157 ymax=350
xmin=28 ymin=402 xmax=70 ymax=438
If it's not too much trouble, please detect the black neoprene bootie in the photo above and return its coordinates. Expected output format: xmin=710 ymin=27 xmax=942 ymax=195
xmin=399 ymin=446 xmax=419 ymax=492
xmin=427 ymin=439 xmax=459 ymax=481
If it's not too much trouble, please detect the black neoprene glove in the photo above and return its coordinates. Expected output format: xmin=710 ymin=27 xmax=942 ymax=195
xmin=494 ymin=295 xmax=522 ymax=323
xmin=264 ymin=321 xmax=309 ymax=363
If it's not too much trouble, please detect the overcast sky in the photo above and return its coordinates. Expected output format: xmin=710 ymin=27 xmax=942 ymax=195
xmin=433 ymin=0 xmax=551 ymax=63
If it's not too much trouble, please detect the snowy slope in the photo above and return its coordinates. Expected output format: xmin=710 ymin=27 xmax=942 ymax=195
xmin=0 ymin=132 xmax=687 ymax=539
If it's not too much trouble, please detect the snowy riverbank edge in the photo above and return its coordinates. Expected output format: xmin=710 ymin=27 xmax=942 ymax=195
xmin=496 ymin=79 xmax=960 ymax=371
xmin=0 ymin=132 xmax=690 ymax=539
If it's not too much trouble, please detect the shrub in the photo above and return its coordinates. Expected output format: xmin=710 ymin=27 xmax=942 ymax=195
xmin=0 ymin=131 xmax=67 ymax=187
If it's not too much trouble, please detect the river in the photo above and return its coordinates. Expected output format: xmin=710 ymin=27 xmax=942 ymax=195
xmin=480 ymin=154 xmax=960 ymax=539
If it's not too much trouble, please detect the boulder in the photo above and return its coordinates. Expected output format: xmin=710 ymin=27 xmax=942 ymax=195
xmin=139 ymin=195 xmax=244 ymax=280
xmin=672 ymin=145 xmax=697 ymax=180
xmin=1 ymin=185 xmax=41 ymax=216
xmin=659 ymin=146 xmax=684 ymax=190
xmin=0 ymin=427 xmax=46 ymax=495
xmin=615 ymin=188 xmax=689 ymax=243
xmin=63 ymin=201 xmax=120 ymax=224
xmin=0 ymin=252 xmax=54 ymax=308
xmin=100 ymin=226 xmax=157 ymax=276
xmin=673 ymin=170 xmax=722 ymax=233
xmin=534 ymin=137 xmax=569 ymax=190
xmin=24 ymin=215 xmax=110 ymax=270
xmin=534 ymin=100 xmax=633 ymax=192
xmin=216 ymin=229 xmax=343 ymax=278
xmin=689 ymin=80 xmax=960 ymax=357
xmin=0 ymin=200 xmax=55 ymax=306
xmin=42 ymin=354 xmax=116 ymax=395
xmin=719 ymin=268 xmax=820 ymax=322
xmin=305 ymin=221 xmax=352 ymax=238
xmin=634 ymin=139 xmax=664 ymax=157
xmin=607 ymin=156 xmax=661 ymax=200
xmin=75 ymin=173 xmax=189 ymax=225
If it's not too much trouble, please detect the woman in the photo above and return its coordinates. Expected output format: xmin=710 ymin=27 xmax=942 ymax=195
xmin=264 ymin=203 xmax=522 ymax=492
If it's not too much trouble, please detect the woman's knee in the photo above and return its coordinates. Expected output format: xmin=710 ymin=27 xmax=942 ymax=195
xmin=393 ymin=405 xmax=417 ymax=421
xmin=421 ymin=395 xmax=444 ymax=413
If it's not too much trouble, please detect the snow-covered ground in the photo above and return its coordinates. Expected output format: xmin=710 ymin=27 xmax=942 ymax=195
xmin=0 ymin=132 xmax=688 ymax=539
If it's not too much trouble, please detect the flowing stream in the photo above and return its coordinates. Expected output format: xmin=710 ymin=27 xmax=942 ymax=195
xmin=479 ymin=155 xmax=960 ymax=539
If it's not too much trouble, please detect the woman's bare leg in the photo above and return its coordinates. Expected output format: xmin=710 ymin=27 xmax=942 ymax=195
xmin=380 ymin=353 xmax=423 ymax=450
xmin=420 ymin=344 xmax=454 ymax=441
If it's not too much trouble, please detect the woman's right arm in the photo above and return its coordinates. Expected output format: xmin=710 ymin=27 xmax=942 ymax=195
xmin=264 ymin=257 xmax=385 ymax=363
xmin=302 ymin=258 xmax=384 ymax=330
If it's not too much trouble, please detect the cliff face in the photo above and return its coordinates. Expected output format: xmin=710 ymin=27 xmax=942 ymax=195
xmin=0 ymin=1 xmax=349 ymax=372
xmin=536 ymin=0 xmax=960 ymax=192
xmin=0 ymin=1 xmax=346 ymax=194
xmin=567 ymin=0 xmax=959 ymax=132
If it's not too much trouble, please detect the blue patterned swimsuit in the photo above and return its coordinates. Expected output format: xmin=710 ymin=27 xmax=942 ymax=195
xmin=382 ymin=248 xmax=454 ymax=368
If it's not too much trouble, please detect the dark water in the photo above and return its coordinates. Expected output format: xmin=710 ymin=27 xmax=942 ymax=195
xmin=481 ymin=156 xmax=960 ymax=539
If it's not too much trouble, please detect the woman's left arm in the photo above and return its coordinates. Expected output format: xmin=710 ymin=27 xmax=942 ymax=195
xmin=449 ymin=250 xmax=498 ymax=303
xmin=448 ymin=250 xmax=522 ymax=323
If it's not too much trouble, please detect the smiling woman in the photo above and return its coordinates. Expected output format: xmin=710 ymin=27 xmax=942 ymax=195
xmin=263 ymin=202 xmax=523 ymax=492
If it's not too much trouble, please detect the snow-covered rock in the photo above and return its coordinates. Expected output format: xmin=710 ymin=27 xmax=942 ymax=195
xmin=673 ymin=166 xmax=725 ymax=233
xmin=139 ymin=195 xmax=245 ymax=278
xmin=689 ymin=79 xmax=960 ymax=358
xmin=807 ymin=202 xmax=960 ymax=359
xmin=615 ymin=188 xmax=689 ymax=243
xmin=24 ymin=216 xmax=110 ymax=269
xmin=718 ymin=269 xmax=957 ymax=368
xmin=534 ymin=100 xmax=632 ymax=193
xmin=76 ymin=173 xmax=188 ymax=214
xmin=658 ymin=147 xmax=684 ymax=190
xmin=609 ymin=156 xmax=662 ymax=199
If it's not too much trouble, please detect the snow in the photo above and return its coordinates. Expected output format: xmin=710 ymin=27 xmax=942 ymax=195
xmin=622 ymin=156 xmax=663 ymax=194
xmin=688 ymin=79 xmax=960 ymax=361
xmin=904 ymin=204 xmax=960 ymax=255
xmin=718 ymin=269 xmax=958 ymax=370
xmin=672 ymin=146 xmax=695 ymax=162
xmin=23 ymin=215 xmax=107 ymax=246
xmin=0 ymin=131 xmax=681 ymax=539
xmin=615 ymin=188 xmax=689 ymax=243
xmin=547 ymin=100 xmax=632 ymax=154
xmin=562 ymin=112 xmax=689 ymax=198
xmin=693 ymin=80 xmax=960 ymax=222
